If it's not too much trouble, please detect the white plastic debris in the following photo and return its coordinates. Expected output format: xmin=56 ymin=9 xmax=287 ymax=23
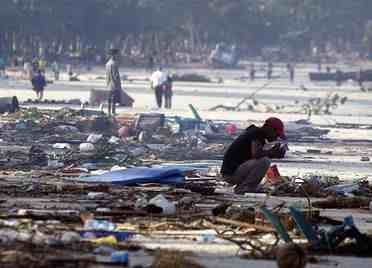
xmin=61 ymin=232 xmax=81 ymax=244
xmin=148 ymin=194 xmax=176 ymax=215
xmin=87 ymin=134 xmax=103 ymax=144
xmin=52 ymin=143 xmax=71 ymax=149
xmin=96 ymin=208 xmax=112 ymax=213
xmin=110 ymin=165 xmax=127 ymax=171
xmin=108 ymin=136 xmax=120 ymax=144
xmin=197 ymin=233 xmax=216 ymax=243
xmin=87 ymin=192 xmax=108 ymax=199
xmin=79 ymin=143 xmax=95 ymax=152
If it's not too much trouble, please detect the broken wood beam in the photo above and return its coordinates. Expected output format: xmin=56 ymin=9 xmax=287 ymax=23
xmin=212 ymin=217 xmax=275 ymax=232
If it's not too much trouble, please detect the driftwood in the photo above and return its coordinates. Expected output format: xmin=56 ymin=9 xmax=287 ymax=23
xmin=212 ymin=217 xmax=275 ymax=232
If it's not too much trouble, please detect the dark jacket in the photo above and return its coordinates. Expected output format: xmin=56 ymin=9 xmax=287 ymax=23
xmin=221 ymin=125 xmax=266 ymax=176
xmin=31 ymin=74 xmax=46 ymax=92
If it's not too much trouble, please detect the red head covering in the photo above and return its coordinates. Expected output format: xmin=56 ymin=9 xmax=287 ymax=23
xmin=264 ymin=117 xmax=285 ymax=139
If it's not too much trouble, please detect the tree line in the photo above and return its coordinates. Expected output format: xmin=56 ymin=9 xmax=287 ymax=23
xmin=1 ymin=0 xmax=372 ymax=64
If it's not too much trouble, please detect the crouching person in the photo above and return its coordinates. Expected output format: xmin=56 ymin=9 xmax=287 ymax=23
xmin=221 ymin=117 xmax=287 ymax=194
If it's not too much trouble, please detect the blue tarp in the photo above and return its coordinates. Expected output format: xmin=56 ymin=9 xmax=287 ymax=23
xmin=75 ymin=167 xmax=184 ymax=185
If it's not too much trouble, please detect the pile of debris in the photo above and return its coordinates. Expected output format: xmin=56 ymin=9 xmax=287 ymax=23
xmin=0 ymin=106 xmax=371 ymax=267
xmin=0 ymin=107 xmax=236 ymax=173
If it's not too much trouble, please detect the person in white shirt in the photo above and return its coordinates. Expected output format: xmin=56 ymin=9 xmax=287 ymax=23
xmin=23 ymin=61 xmax=33 ymax=80
xmin=150 ymin=67 xmax=167 ymax=108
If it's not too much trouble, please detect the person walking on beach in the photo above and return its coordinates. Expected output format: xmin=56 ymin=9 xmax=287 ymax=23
xmin=164 ymin=74 xmax=173 ymax=109
xmin=52 ymin=61 xmax=60 ymax=81
xmin=31 ymin=70 xmax=47 ymax=100
xmin=249 ymin=63 xmax=256 ymax=81
xmin=150 ymin=67 xmax=167 ymax=108
xmin=267 ymin=62 xmax=273 ymax=80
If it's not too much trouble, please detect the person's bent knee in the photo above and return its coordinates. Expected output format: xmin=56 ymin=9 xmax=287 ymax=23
xmin=258 ymin=157 xmax=271 ymax=169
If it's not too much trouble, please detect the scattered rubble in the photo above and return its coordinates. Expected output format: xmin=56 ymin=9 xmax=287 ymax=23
xmin=0 ymin=106 xmax=371 ymax=267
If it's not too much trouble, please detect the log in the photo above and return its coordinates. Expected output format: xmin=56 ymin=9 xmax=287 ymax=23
xmin=213 ymin=216 xmax=275 ymax=232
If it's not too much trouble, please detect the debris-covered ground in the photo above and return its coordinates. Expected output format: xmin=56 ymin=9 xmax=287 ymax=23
xmin=0 ymin=63 xmax=372 ymax=267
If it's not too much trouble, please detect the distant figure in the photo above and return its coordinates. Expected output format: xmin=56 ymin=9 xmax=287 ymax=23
xmin=106 ymin=48 xmax=122 ymax=115
xmin=357 ymin=68 xmax=364 ymax=90
xmin=267 ymin=62 xmax=273 ymax=80
xmin=164 ymin=75 xmax=173 ymax=109
xmin=148 ymin=55 xmax=155 ymax=72
xmin=95 ymin=54 xmax=102 ymax=65
xmin=31 ymin=70 xmax=47 ymax=100
xmin=11 ymin=56 xmax=18 ymax=67
xmin=51 ymin=61 xmax=60 ymax=81
xmin=335 ymin=69 xmax=342 ymax=87
xmin=150 ymin=67 xmax=167 ymax=108
xmin=38 ymin=59 xmax=46 ymax=74
xmin=317 ymin=60 xmax=322 ymax=72
xmin=249 ymin=63 xmax=256 ymax=81
xmin=31 ymin=59 xmax=38 ymax=72
xmin=0 ymin=56 xmax=6 ymax=76
xmin=289 ymin=64 xmax=295 ymax=83
xmin=23 ymin=61 xmax=32 ymax=79
xmin=66 ymin=64 xmax=73 ymax=81
xmin=326 ymin=66 xmax=331 ymax=73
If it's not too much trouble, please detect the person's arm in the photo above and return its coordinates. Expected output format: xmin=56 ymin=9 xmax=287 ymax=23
xmin=106 ymin=66 xmax=111 ymax=87
xmin=251 ymin=140 xmax=267 ymax=159
xmin=251 ymin=140 xmax=284 ymax=159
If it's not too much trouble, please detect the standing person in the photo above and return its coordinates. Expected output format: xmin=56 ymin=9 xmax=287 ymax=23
xmin=66 ymin=64 xmax=73 ymax=81
xmin=23 ymin=60 xmax=32 ymax=79
xmin=32 ymin=58 xmax=38 ymax=71
xmin=106 ymin=49 xmax=122 ymax=115
xmin=147 ymin=54 xmax=155 ymax=72
xmin=249 ymin=63 xmax=256 ymax=81
xmin=220 ymin=117 xmax=287 ymax=194
xmin=357 ymin=68 xmax=364 ymax=89
xmin=164 ymin=74 xmax=173 ymax=109
xmin=267 ymin=62 xmax=273 ymax=80
xmin=335 ymin=68 xmax=342 ymax=87
xmin=317 ymin=59 xmax=322 ymax=72
xmin=31 ymin=70 xmax=47 ymax=101
xmin=23 ymin=60 xmax=32 ymax=80
xmin=0 ymin=56 xmax=5 ymax=77
xmin=286 ymin=62 xmax=291 ymax=72
xmin=289 ymin=63 xmax=295 ymax=83
xmin=150 ymin=67 xmax=167 ymax=109
xmin=38 ymin=58 xmax=46 ymax=74
xmin=51 ymin=61 xmax=60 ymax=81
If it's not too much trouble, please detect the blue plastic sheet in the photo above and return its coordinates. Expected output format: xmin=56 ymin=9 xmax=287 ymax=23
xmin=75 ymin=167 xmax=184 ymax=185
